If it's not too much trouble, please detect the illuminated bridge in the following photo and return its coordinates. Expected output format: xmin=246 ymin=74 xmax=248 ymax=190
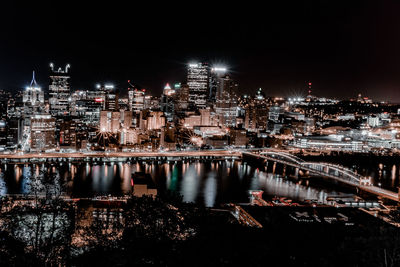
xmin=242 ymin=151 xmax=399 ymax=202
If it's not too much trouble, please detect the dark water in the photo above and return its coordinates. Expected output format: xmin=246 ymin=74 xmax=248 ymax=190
xmin=0 ymin=160 xmax=347 ymax=207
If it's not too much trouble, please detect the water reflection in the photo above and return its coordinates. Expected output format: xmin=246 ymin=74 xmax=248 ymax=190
xmin=181 ymin=164 xmax=201 ymax=203
xmin=204 ymin=172 xmax=217 ymax=207
xmin=1 ymin=160 xmax=348 ymax=207
xmin=258 ymin=173 xmax=329 ymax=203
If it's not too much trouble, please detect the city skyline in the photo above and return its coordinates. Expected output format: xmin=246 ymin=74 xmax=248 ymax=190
xmin=3 ymin=61 xmax=394 ymax=103
xmin=3 ymin=2 xmax=400 ymax=266
xmin=2 ymin=1 xmax=400 ymax=101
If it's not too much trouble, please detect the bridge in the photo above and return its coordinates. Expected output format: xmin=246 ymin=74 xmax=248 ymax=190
xmin=229 ymin=204 xmax=263 ymax=228
xmin=242 ymin=151 xmax=399 ymax=202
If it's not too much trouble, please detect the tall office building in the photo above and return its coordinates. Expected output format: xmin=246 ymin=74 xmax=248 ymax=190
xmin=163 ymin=83 xmax=175 ymax=96
xmin=100 ymin=111 xmax=121 ymax=133
xmin=23 ymin=71 xmax=45 ymax=115
xmin=128 ymin=88 xmax=145 ymax=113
xmin=59 ymin=118 xmax=77 ymax=149
xmin=212 ymin=72 xmax=239 ymax=127
xmin=30 ymin=114 xmax=56 ymax=151
xmin=209 ymin=67 xmax=227 ymax=104
xmin=146 ymin=111 xmax=165 ymax=130
xmin=49 ymin=63 xmax=71 ymax=116
xmin=175 ymin=83 xmax=189 ymax=111
xmin=96 ymin=84 xmax=119 ymax=111
xmin=99 ymin=110 xmax=133 ymax=134
xmin=160 ymin=83 xmax=175 ymax=122
xmin=187 ymin=63 xmax=209 ymax=109
xmin=20 ymin=72 xmax=46 ymax=151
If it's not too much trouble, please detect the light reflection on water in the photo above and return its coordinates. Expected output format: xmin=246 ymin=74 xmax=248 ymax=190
xmin=204 ymin=172 xmax=217 ymax=207
xmin=2 ymin=160 xmax=347 ymax=207
xmin=257 ymin=172 xmax=329 ymax=203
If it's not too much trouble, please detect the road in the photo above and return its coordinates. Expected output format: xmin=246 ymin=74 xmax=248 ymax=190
xmin=0 ymin=150 xmax=241 ymax=159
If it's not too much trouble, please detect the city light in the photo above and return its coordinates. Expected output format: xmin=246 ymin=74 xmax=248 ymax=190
xmin=2 ymin=3 xmax=399 ymax=266
xmin=211 ymin=67 xmax=227 ymax=72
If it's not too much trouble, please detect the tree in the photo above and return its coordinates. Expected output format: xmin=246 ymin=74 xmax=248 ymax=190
xmin=0 ymin=166 xmax=74 ymax=266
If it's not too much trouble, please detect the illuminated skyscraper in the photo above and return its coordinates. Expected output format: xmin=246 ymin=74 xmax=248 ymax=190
xmin=187 ymin=63 xmax=209 ymax=109
xmin=209 ymin=67 xmax=227 ymax=104
xmin=146 ymin=111 xmax=165 ymax=130
xmin=30 ymin=114 xmax=56 ymax=151
xmin=212 ymin=72 xmax=239 ymax=127
xmin=163 ymin=83 xmax=175 ymax=96
xmin=175 ymin=83 xmax=189 ymax=111
xmin=161 ymin=83 xmax=175 ymax=122
xmin=128 ymin=88 xmax=145 ymax=113
xmin=100 ymin=111 xmax=120 ymax=133
xmin=49 ymin=63 xmax=71 ymax=116
xmin=97 ymin=84 xmax=119 ymax=111
xmin=23 ymin=71 xmax=45 ymax=115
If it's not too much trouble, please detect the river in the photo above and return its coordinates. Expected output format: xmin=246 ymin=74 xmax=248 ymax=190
xmin=0 ymin=159 xmax=357 ymax=207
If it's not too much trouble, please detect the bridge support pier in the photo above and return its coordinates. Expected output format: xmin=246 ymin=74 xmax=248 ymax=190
xmin=272 ymin=162 xmax=277 ymax=174
xmin=282 ymin=164 xmax=287 ymax=177
xmin=294 ymin=167 xmax=299 ymax=179
xmin=323 ymin=166 xmax=329 ymax=174
xmin=265 ymin=160 xmax=272 ymax=173
xmin=273 ymin=162 xmax=284 ymax=175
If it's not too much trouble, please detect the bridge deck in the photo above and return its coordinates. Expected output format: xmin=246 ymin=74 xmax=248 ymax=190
xmin=0 ymin=150 xmax=241 ymax=160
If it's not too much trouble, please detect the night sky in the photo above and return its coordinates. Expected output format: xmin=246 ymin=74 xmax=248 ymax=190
xmin=1 ymin=1 xmax=400 ymax=101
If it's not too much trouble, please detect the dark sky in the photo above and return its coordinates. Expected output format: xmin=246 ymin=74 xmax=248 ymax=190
xmin=1 ymin=1 xmax=400 ymax=102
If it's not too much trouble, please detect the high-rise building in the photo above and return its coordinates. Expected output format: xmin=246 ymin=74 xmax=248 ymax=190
xmin=30 ymin=114 xmax=56 ymax=151
xmin=102 ymin=84 xmax=119 ymax=111
xmin=213 ymin=73 xmax=239 ymax=127
xmin=129 ymin=88 xmax=145 ymax=113
xmin=98 ymin=109 xmax=134 ymax=134
xmin=175 ymin=83 xmax=189 ymax=112
xmin=20 ymin=72 xmax=46 ymax=151
xmin=75 ymin=91 xmax=104 ymax=127
xmin=144 ymin=96 xmax=160 ymax=110
xmin=23 ymin=71 xmax=45 ymax=115
xmin=128 ymin=88 xmax=146 ymax=128
xmin=209 ymin=67 xmax=227 ymax=104
xmin=187 ymin=63 xmax=209 ymax=109
xmin=6 ymin=118 xmax=22 ymax=150
xmin=92 ymin=84 xmax=119 ymax=111
xmin=120 ymin=110 xmax=133 ymax=129
xmin=49 ymin=63 xmax=71 ymax=116
xmin=120 ymin=128 xmax=139 ymax=145
xmin=163 ymin=83 xmax=175 ymax=96
xmin=160 ymin=83 xmax=175 ymax=122
xmin=59 ymin=118 xmax=77 ymax=149
xmin=146 ymin=111 xmax=165 ymax=130
xmin=0 ymin=90 xmax=11 ymax=120
xmin=100 ymin=111 xmax=121 ymax=133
